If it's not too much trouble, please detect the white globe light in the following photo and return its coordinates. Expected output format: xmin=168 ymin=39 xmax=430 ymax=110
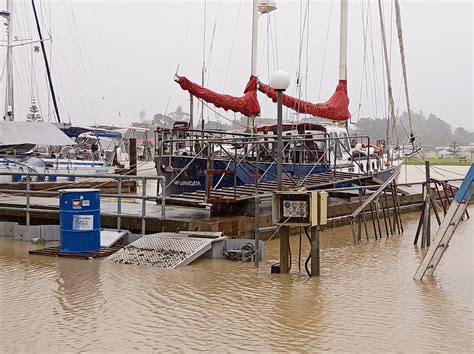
xmin=270 ymin=71 xmax=290 ymax=91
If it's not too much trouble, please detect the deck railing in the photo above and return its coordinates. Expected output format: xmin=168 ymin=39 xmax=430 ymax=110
xmin=154 ymin=129 xmax=376 ymax=200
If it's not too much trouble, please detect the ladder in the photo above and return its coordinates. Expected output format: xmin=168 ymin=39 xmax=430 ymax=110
xmin=414 ymin=164 xmax=474 ymax=280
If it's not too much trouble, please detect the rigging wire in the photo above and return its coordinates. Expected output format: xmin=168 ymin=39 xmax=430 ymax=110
xmin=317 ymin=0 xmax=333 ymax=102
xmin=92 ymin=10 xmax=123 ymax=124
xmin=62 ymin=0 xmax=96 ymax=125
xmin=355 ymin=0 xmax=369 ymax=123
xmin=222 ymin=0 xmax=242 ymax=92
xmin=201 ymin=101 xmax=247 ymax=129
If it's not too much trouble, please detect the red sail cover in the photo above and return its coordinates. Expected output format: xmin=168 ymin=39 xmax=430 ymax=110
xmin=176 ymin=75 xmax=260 ymax=117
xmin=258 ymin=80 xmax=351 ymax=121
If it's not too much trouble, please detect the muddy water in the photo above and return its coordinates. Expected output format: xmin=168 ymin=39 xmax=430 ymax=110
xmin=1 ymin=205 xmax=472 ymax=352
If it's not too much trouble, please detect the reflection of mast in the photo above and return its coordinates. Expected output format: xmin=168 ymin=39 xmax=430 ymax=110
xmin=1 ymin=1 xmax=14 ymax=121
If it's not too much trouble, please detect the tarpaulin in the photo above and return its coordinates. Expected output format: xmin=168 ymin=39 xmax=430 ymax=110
xmin=258 ymin=80 xmax=351 ymax=121
xmin=0 ymin=121 xmax=75 ymax=146
xmin=176 ymin=75 xmax=260 ymax=117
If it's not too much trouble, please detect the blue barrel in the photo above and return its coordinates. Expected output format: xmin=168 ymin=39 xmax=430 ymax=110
xmin=59 ymin=188 xmax=101 ymax=253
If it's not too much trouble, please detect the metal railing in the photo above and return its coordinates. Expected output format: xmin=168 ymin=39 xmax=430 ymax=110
xmin=0 ymin=172 xmax=166 ymax=236
xmin=154 ymin=129 xmax=377 ymax=200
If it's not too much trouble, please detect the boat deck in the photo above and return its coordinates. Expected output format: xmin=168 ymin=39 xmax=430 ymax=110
xmin=165 ymin=171 xmax=371 ymax=208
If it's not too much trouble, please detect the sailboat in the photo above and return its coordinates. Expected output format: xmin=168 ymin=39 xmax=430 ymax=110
xmin=0 ymin=0 xmax=115 ymax=182
xmin=156 ymin=0 xmax=419 ymax=196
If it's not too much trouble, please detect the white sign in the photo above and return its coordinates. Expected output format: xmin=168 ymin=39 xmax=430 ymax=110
xmin=73 ymin=215 xmax=94 ymax=231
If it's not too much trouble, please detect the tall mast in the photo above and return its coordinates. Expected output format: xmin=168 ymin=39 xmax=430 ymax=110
xmin=394 ymin=0 xmax=414 ymax=144
xmin=3 ymin=0 xmax=14 ymax=121
xmin=247 ymin=0 xmax=259 ymax=131
xmin=377 ymin=0 xmax=398 ymax=147
xmin=31 ymin=0 xmax=61 ymax=123
xmin=248 ymin=0 xmax=276 ymax=131
xmin=339 ymin=0 xmax=348 ymax=81
xmin=250 ymin=0 xmax=259 ymax=77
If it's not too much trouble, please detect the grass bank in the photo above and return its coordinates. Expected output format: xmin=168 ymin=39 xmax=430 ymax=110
xmin=405 ymin=158 xmax=472 ymax=166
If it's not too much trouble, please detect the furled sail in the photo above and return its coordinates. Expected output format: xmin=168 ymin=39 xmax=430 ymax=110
xmin=175 ymin=75 xmax=260 ymax=117
xmin=258 ymin=80 xmax=351 ymax=121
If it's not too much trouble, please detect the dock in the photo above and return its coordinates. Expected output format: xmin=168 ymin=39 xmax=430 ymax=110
xmin=0 ymin=170 xmax=468 ymax=240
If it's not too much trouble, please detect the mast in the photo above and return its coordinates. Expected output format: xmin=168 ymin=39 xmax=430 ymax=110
xmin=394 ymin=0 xmax=415 ymax=144
xmin=247 ymin=0 xmax=259 ymax=131
xmin=339 ymin=0 xmax=348 ymax=81
xmin=3 ymin=0 xmax=13 ymax=121
xmin=31 ymin=0 xmax=62 ymax=123
xmin=377 ymin=0 xmax=398 ymax=147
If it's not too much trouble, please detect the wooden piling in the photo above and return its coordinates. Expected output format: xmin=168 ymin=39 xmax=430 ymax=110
xmin=279 ymin=226 xmax=290 ymax=273
xmin=310 ymin=226 xmax=320 ymax=277
xmin=129 ymin=138 xmax=137 ymax=193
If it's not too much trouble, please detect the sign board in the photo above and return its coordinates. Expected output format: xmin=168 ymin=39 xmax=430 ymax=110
xmin=73 ymin=215 xmax=94 ymax=231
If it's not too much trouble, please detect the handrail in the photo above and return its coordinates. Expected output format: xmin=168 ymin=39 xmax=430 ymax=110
xmin=0 ymin=171 xmax=166 ymax=236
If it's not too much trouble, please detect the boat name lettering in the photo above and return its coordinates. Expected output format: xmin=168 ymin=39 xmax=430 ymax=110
xmin=174 ymin=180 xmax=201 ymax=186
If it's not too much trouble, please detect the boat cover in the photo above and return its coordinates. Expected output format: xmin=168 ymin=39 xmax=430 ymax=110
xmin=62 ymin=126 xmax=123 ymax=139
xmin=176 ymin=75 xmax=260 ymax=117
xmin=0 ymin=121 xmax=75 ymax=146
xmin=258 ymin=80 xmax=351 ymax=121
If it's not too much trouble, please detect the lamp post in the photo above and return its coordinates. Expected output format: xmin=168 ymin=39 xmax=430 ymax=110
xmin=270 ymin=71 xmax=290 ymax=191
xmin=271 ymin=71 xmax=291 ymax=275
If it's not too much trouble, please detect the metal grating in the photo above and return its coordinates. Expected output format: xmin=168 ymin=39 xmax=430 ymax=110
xmin=107 ymin=233 xmax=213 ymax=268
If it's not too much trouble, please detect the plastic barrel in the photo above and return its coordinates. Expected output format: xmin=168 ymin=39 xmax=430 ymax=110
xmin=59 ymin=188 xmax=101 ymax=253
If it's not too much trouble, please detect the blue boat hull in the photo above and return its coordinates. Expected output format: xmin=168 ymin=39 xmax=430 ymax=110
xmin=157 ymin=155 xmax=329 ymax=195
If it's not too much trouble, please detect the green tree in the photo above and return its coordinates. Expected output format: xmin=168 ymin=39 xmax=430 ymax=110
xmin=448 ymin=141 xmax=460 ymax=158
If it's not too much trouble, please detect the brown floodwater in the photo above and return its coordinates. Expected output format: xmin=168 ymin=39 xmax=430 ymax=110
xmin=1 ymin=203 xmax=472 ymax=351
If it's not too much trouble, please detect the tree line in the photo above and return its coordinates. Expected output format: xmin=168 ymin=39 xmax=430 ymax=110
xmin=354 ymin=111 xmax=473 ymax=147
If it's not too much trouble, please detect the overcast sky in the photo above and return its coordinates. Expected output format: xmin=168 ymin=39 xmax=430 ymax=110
xmin=1 ymin=0 xmax=472 ymax=131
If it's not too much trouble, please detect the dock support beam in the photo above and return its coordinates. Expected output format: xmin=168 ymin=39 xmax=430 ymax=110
xmin=310 ymin=226 xmax=320 ymax=277
xmin=129 ymin=138 xmax=137 ymax=193
xmin=279 ymin=226 xmax=290 ymax=273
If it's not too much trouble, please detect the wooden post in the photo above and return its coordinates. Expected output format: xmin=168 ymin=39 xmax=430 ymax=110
xmin=279 ymin=226 xmax=290 ymax=273
xmin=310 ymin=226 xmax=320 ymax=277
xmin=421 ymin=161 xmax=431 ymax=247
xmin=129 ymin=138 xmax=137 ymax=176
xmin=129 ymin=138 xmax=137 ymax=193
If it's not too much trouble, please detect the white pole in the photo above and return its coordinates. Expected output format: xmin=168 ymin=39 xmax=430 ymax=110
xmin=247 ymin=0 xmax=259 ymax=131
xmin=250 ymin=0 xmax=259 ymax=77
xmin=4 ymin=0 xmax=14 ymax=121
xmin=339 ymin=0 xmax=348 ymax=81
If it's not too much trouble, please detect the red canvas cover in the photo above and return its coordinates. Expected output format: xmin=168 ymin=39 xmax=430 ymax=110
xmin=176 ymin=75 xmax=260 ymax=117
xmin=258 ymin=80 xmax=351 ymax=121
